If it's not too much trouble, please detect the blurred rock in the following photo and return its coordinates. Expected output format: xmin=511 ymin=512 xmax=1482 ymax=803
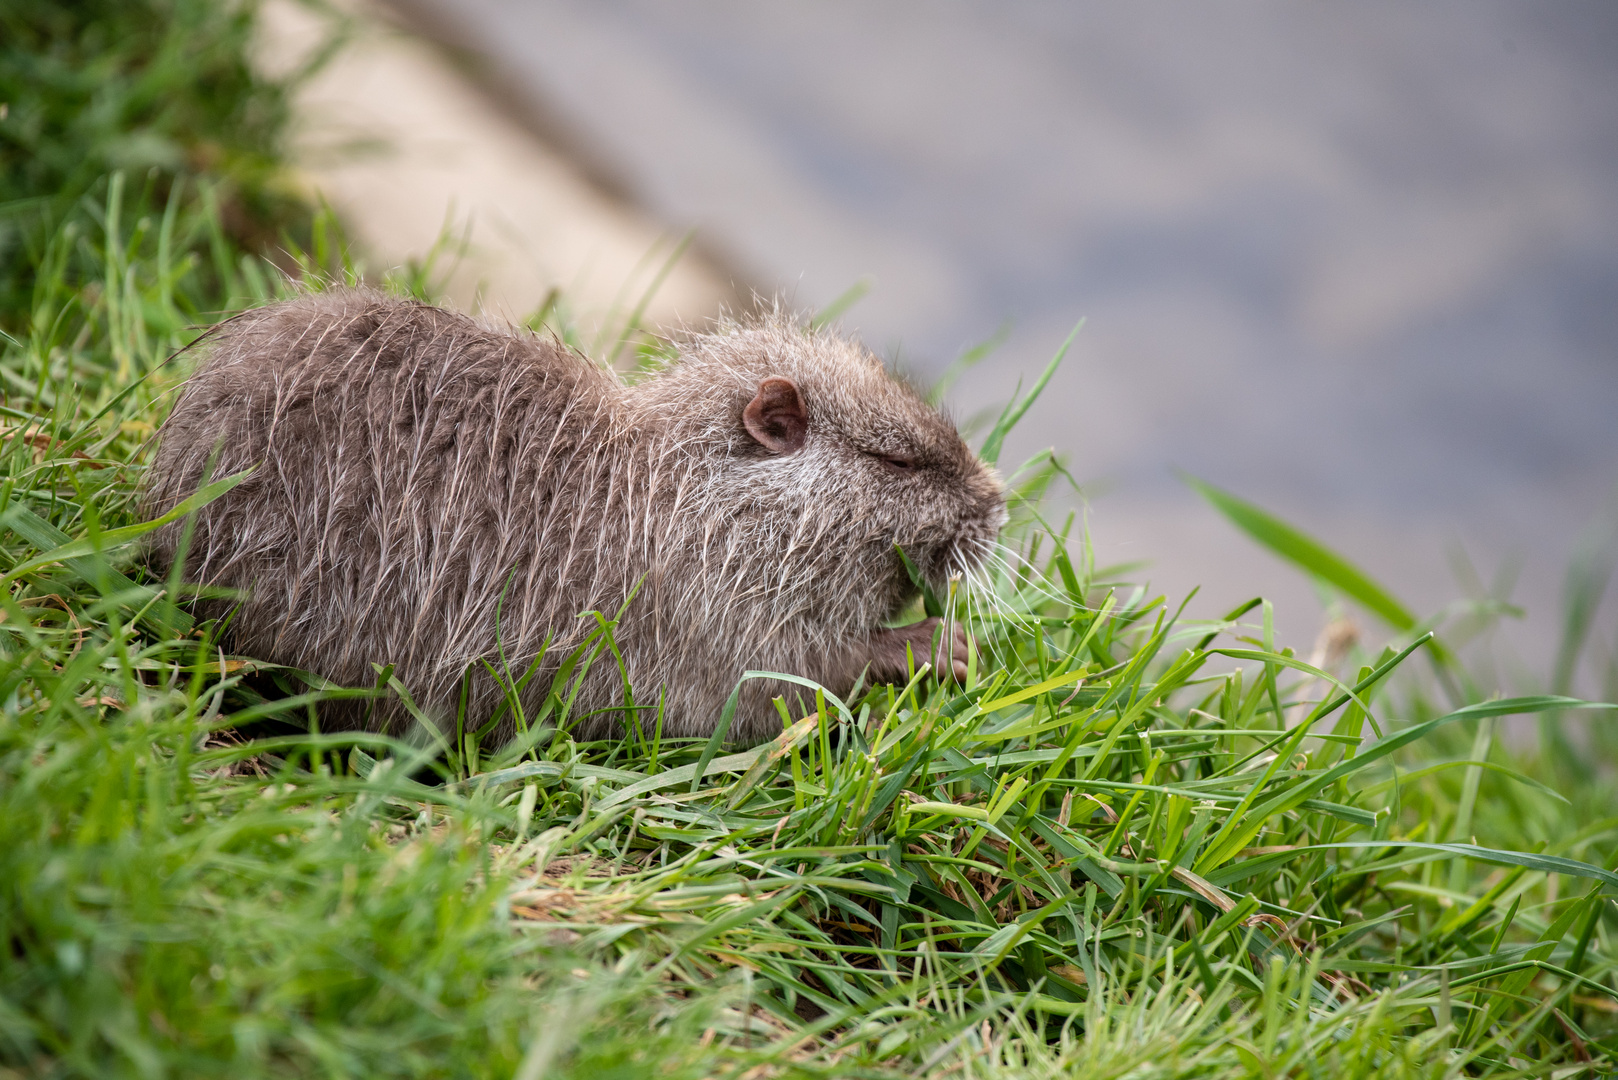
xmin=255 ymin=0 xmax=736 ymax=335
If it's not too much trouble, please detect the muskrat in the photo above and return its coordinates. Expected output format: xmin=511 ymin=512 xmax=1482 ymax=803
xmin=144 ymin=289 xmax=1007 ymax=743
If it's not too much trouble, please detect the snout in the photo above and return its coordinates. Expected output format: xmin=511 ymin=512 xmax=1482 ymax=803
xmin=923 ymin=499 xmax=1005 ymax=587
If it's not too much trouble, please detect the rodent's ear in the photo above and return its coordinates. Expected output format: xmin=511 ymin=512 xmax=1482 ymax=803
xmin=742 ymin=377 xmax=808 ymax=453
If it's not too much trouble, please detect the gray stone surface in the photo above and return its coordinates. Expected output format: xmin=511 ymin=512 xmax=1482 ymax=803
xmin=420 ymin=0 xmax=1618 ymax=686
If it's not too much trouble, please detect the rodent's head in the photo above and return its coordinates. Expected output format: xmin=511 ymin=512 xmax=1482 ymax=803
xmin=632 ymin=317 xmax=1008 ymax=610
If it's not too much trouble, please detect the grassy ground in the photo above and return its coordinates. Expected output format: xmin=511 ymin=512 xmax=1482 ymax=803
xmin=4 ymin=4 xmax=1618 ymax=1078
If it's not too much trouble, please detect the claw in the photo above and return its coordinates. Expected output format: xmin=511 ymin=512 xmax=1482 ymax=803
xmin=867 ymin=617 xmax=975 ymax=685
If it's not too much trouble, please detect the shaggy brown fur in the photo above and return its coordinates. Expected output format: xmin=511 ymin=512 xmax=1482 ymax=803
xmin=144 ymin=290 xmax=1006 ymax=743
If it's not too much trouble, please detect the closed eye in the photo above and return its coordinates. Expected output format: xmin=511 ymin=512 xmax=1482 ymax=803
xmin=867 ymin=451 xmax=917 ymax=473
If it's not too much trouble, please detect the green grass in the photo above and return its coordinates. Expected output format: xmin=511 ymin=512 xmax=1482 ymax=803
xmin=4 ymin=180 xmax=1618 ymax=1080
xmin=4 ymin=4 xmax=1618 ymax=1077
xmin=0 ymin=0 xmax=314 ymax=329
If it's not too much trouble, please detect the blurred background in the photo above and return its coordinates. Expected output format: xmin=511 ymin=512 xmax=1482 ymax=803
xmin=273 ymin=0 xmax=1618 ymax=690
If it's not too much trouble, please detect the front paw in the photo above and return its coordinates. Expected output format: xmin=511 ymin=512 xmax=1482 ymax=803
xmin=867 ymin=618 xmax=971 ymax=684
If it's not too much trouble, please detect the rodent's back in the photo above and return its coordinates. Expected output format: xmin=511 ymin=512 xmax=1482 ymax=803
xmin=147 ymin=290 xmax=630 ymax=734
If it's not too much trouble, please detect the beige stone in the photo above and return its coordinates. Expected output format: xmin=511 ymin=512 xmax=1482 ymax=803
xmin=255 ymin=0 xmax=734 ymax=343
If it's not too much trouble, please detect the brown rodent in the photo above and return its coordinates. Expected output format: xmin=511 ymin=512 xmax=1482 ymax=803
xmin=144 ymin=289 xmax=1006 ymax=744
